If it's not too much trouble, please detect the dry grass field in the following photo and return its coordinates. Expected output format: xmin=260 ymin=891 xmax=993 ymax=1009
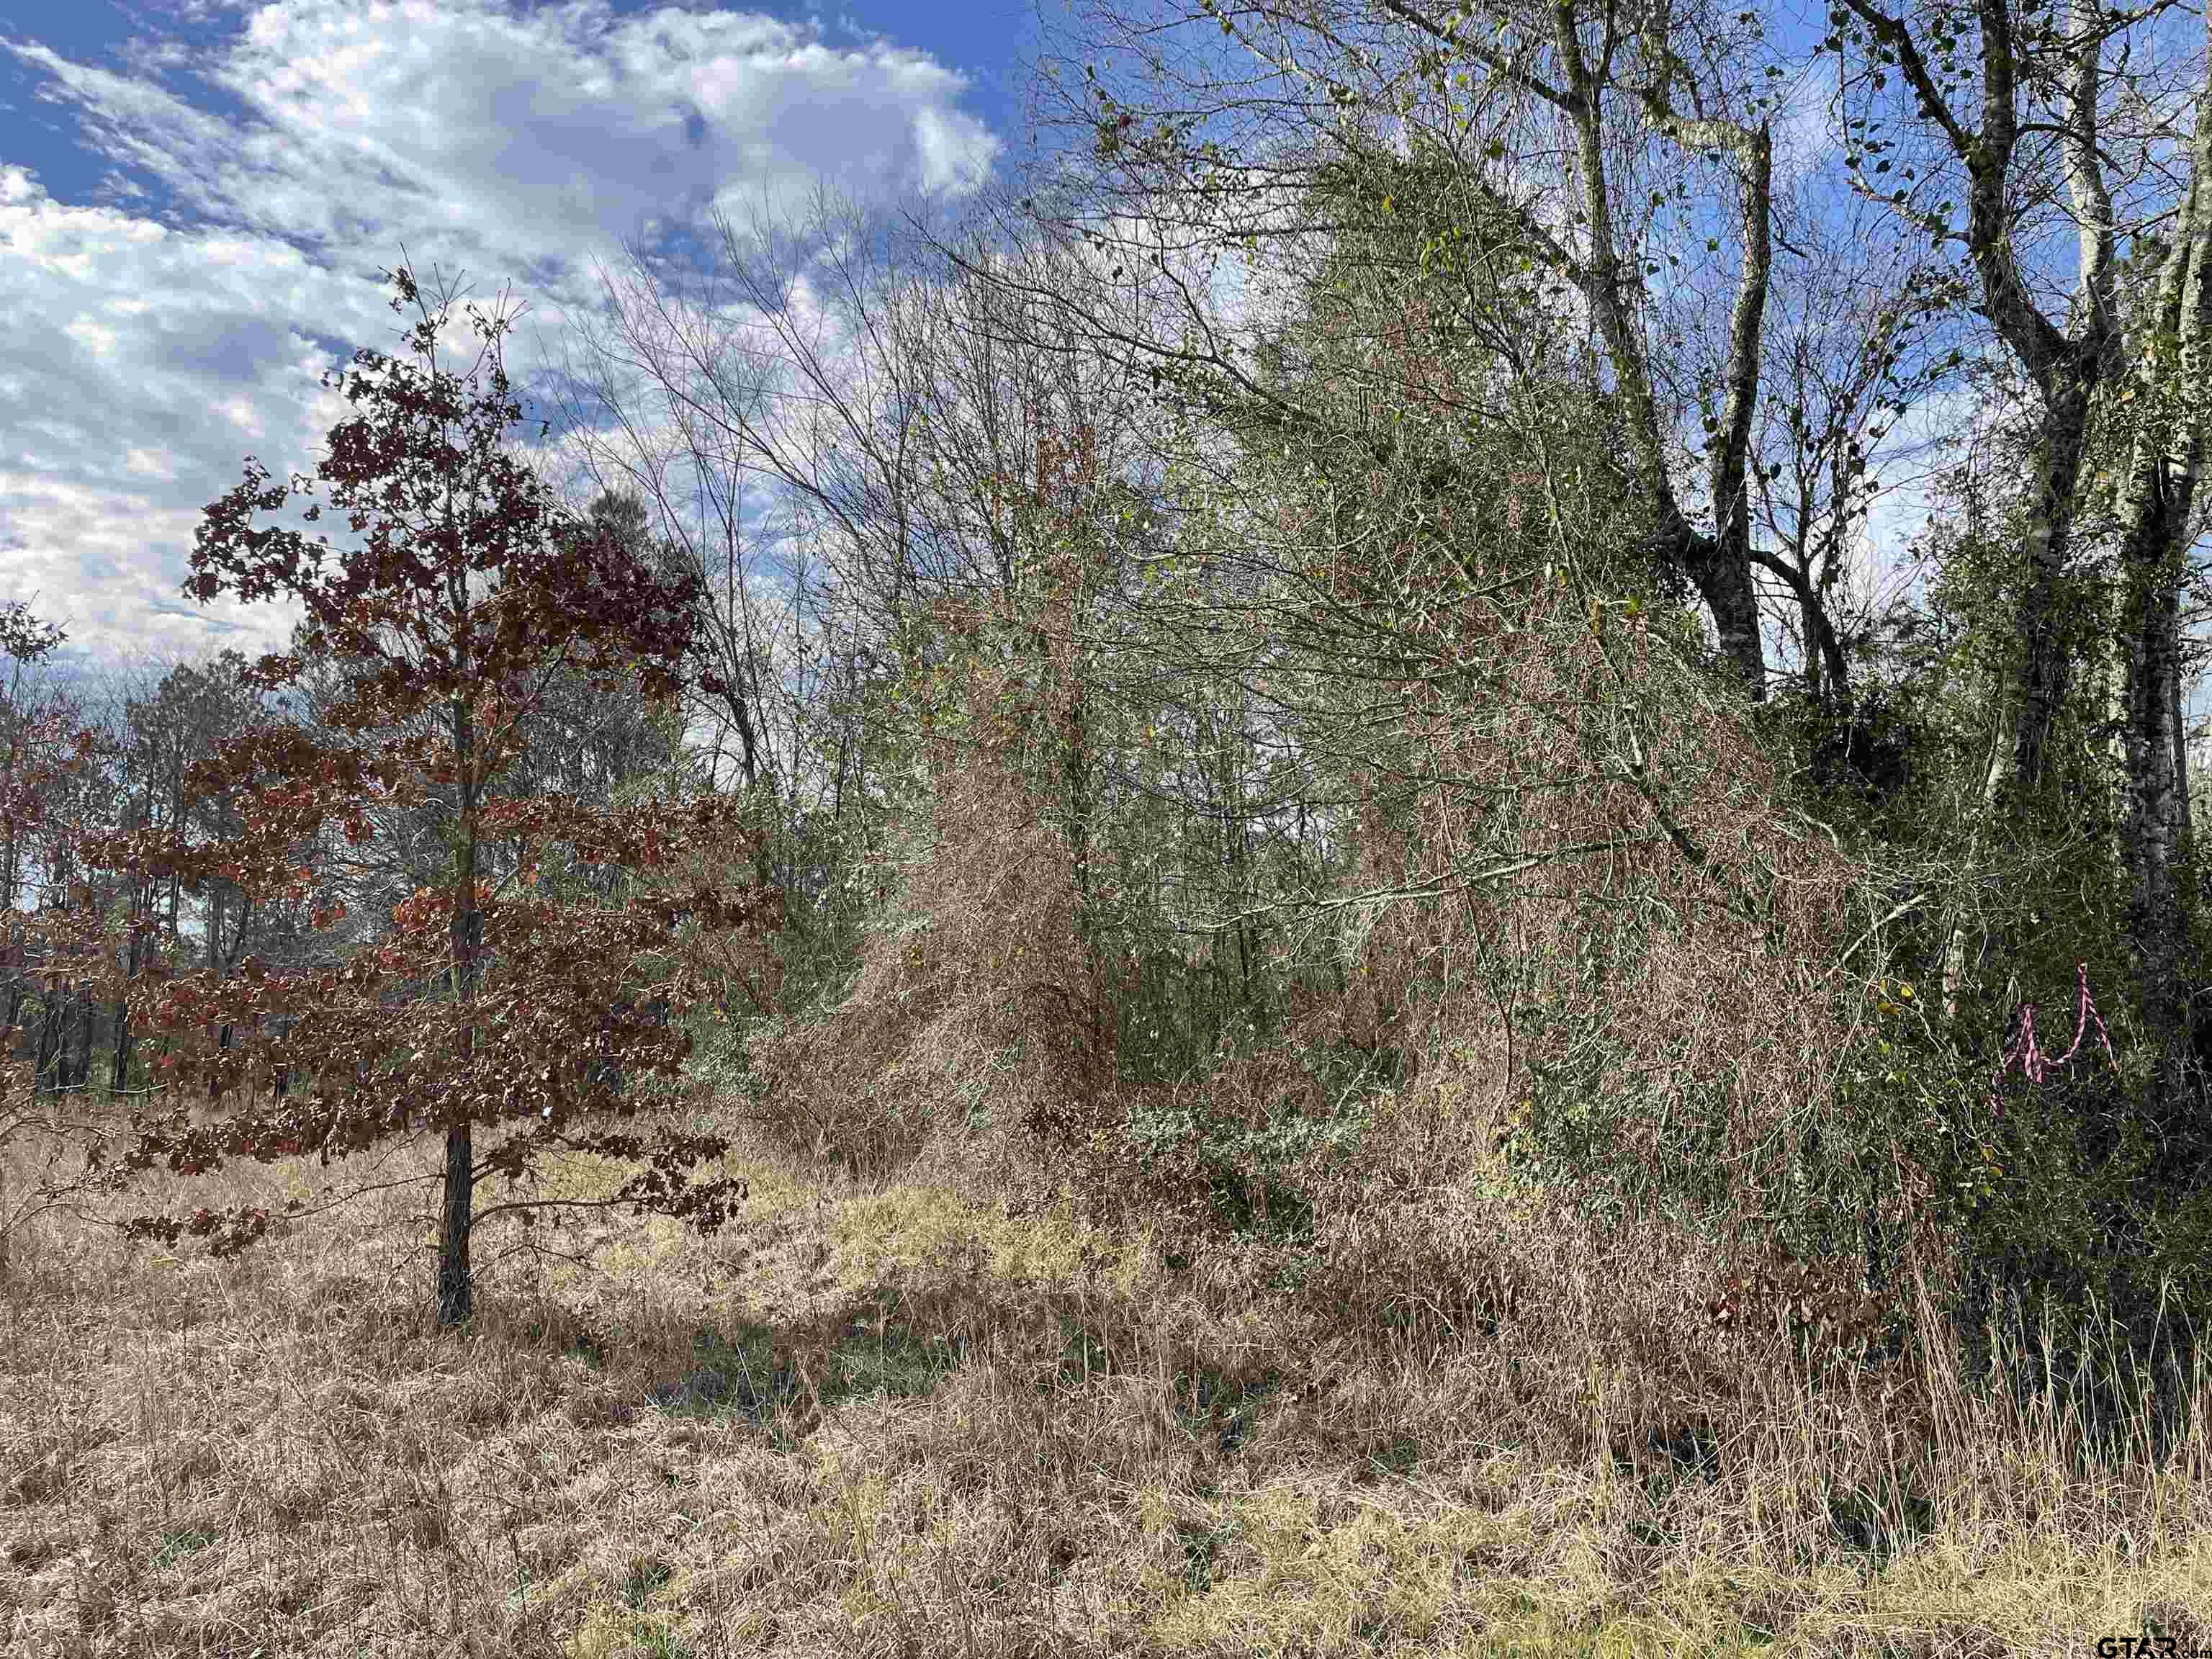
xmin=3 ymin=1105 xmax=2209 ymax=1658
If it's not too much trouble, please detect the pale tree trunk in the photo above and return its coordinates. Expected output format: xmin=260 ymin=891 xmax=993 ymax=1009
xmin=2111 ymin=60 xmax=2212 ymax=1119
xmin=2007 ymin=374 xmax=2100 ymax=797
xmin=2010 ymin=0 xmax=2122 ymax=798
xmin=1841 ymin=0 xmax=2122 ymax=1026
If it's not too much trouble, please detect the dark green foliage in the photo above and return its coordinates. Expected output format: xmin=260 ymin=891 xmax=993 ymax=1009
xmin=1123 ymin=1084 xmax=1369 ymax=1241
xmin=620 ymin=1557 xmax=673 ymax=1609
xmin=1172 ymin=1364 xmax=1280 ymax=1457
xmin=1174 ymin=1519 xmax=1233 ymax=1593
xmin=655 ymin=1302 xmax=962 ymax=1426
xmin=1821 ymin=966 xmax=2212 ymax=1359
xmin=652 ymin=1323 xmax=788 ymax=1422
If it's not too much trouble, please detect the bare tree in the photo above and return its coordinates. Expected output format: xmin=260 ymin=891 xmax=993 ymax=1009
xmin=1023 ymin=0 xmax=1927 ymax=701
xmin=1829 ymin=0 xmax=2212 ymax=1086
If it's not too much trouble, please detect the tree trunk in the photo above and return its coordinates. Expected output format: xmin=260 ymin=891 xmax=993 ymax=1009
xmin=2 ymin=928 xmax=24 ymax=1051
xmin=1936 ymin=372 xmax=2100 ymax=1024
xmin=2007 ymin=374 xmax=2099 ymax=799
xmin=2173 ymin=651 xmax=2193 ymax=855
xmin=109 ymin=1007 xmax=130 ymax=1094
xmin=2120 ymin=543 xmax=2189 ymax=1107
xmin=1683 ymin=534 xmax=1766 ymax=692
xmin=110 ymin=923 xmax=138 ymax=1094
xmin=437 ymin=1095 xmax=475 ymax=1328
xmin=1556 ymin=1 xmax=1774 ymax=696
xmin=206 ymin=885 xmax=225 ymax=1061
xmin=1701 ymin=117 xmax=1774 ymax=695
xmin=64 ymin=984 xmax=93 ymax=1092
xmin=1063 ymin=641 xmax=1104 ymax=1068
xmin=1830 ymin=0 xmax=2116 ymax=824
xmin=437 ymin=691 xmax=482 ymax=1329
xmin=33 ymin=981 xmax=62 ymax=1095
xmin=2110 ymin=73 xmax=2212 ymax=1133
xmin=0 ymin=829 xmax=17 ymax=1050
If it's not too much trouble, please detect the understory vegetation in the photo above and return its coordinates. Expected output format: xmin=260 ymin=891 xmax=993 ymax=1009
xmin=10 ymin=0 xmax=2212 ymax=1648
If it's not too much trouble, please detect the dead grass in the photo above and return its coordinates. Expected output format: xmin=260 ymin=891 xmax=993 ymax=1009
xmin=1 ymin=1109 xmax=2207 ymax=1658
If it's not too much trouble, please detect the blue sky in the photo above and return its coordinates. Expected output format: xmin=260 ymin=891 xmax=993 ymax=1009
xmin=0 ymin=0 xmax=1035 ymax=669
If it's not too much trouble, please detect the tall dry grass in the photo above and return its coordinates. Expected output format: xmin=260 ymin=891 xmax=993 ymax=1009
xmin=2 ymin=1097 xmax=2207 ymax=1658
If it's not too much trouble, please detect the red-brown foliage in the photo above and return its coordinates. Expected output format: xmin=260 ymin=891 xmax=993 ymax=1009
xmin=81 ymin=261 xmax=779 ymax=1323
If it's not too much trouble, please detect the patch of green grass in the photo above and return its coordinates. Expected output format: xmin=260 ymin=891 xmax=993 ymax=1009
xmin=1173 ymin=1363 xmax=1280 ymax=1457
xmin=653 ymin=1301 xmax=961 ymax=1429
xmin=621 ymin=1555 xmax=673 ymax=1609
xmin=150 ymin=1527 xmax=214 ymax=1569
xmin=1368 ymin=1428 xmax=1420 ymax=1478
xmin=652 ymin=1322 xmax=790 ymax=1421
xmin=1055 ymin=1315 xmax=1118 ymax=1387
xmin=1827 ymin=1478 xmax=1933 ymax=1563
xmin=823 ymin=1300 xmax=959 ymax=1403
xmin=1174 ymin=1518 xmax=1231 ymax=1593
xmin=529 ymin=1319 xmax=609 ymax=1368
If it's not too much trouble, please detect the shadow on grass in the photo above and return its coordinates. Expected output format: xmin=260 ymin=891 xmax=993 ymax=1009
xmin=651 ymin=1287 xmax=966 ymax=1427
xmin=638 ymin=1281 xmax=1313 ymax=1486
xmin=1172 ymin=1362 xmax=1282 ymax=1460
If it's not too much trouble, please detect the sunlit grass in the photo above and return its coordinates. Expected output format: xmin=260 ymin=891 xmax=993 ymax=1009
xmin=1 ymin=1102 xmax=2206 ymax=1658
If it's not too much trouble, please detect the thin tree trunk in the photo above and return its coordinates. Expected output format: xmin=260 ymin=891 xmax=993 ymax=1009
xmin=0 ymin=827 xmax=16 ymax=1050
xmin=64 ymin=983 xmax=92 ymax=1092
xmin=2 ymin=927 xmax=23 ymax=1049
xmin=206 ymin=885 xmax=226 ymax=1061
xmin=438 ymin=1089 xmax=474 ymax=1326
xmin=438 ymin=690 xmax=481 ymax=1329
xmin=110 ymin=920 xmax=139 ymax=1094
xmin=1557 ymin=0 xmax=1774 ymax=693
xmin=1837 ymin=0 xmax=2114 ymax=825
xmin=2173 ymin=657 xmax=2193 ymax=855
xmin=33 ymin=981 xmax=62 ymax=1096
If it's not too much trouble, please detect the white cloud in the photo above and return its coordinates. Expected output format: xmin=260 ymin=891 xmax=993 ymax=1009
xmin=0 ymin=163 xmax=366 ymax=661
xmin=912 ymin=104 xmax=997 ymax=197
xmin=24 ymin=1 xmax=1002 ymax=292
xmin=1769 ymin=66 xmax=1840 ymax=186
xmin=0 ymin=1 xmax=1001 ymax=667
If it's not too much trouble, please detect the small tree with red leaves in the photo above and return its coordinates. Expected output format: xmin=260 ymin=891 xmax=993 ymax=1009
xmin=100 ymin=262 xmax=776 ymax=1326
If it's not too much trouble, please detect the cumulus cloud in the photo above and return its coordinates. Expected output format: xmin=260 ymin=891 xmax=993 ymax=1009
xmin=0 ymin=1 xmax=1001 ymax=666
xmin=0 ymin=164 xmax=366 ymax=662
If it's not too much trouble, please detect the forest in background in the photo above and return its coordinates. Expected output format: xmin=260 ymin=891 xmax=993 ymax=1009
xmin=9 ymin=0 xmax=2212 ymax=1646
